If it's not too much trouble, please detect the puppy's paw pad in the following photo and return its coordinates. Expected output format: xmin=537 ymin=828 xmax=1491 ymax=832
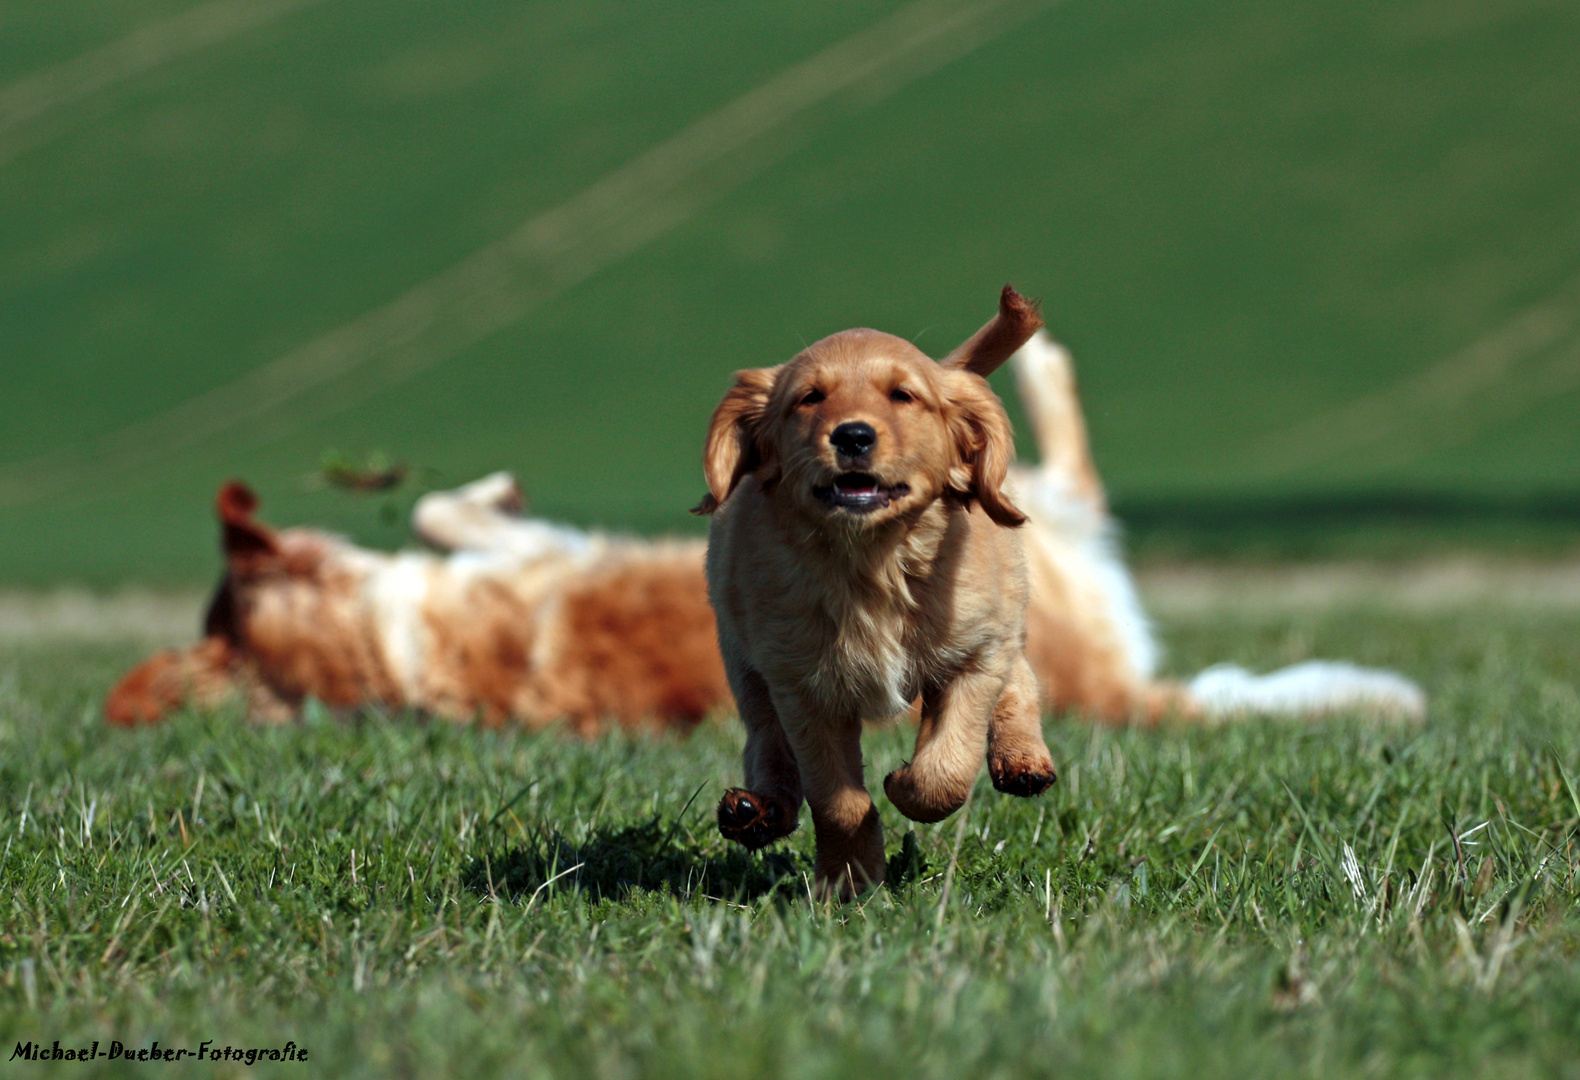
xmin=990 ymin=761 xmax=1058 ymax=797
xmin=717 ymin=788 xmax=796 ymax=849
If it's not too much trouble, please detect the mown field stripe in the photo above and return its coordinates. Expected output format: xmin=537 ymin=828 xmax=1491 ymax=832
xmin=1251 ymin=268 xmax=1580 ymax=475
xmin=0 ymin=0 xmax=1063 ymax=509
xmin=0 ymin=0 xmax=332 ymax=166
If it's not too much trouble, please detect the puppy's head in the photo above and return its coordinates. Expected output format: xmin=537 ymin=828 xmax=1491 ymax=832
xmin=694 ymin=287 xmax=1040 ymax=528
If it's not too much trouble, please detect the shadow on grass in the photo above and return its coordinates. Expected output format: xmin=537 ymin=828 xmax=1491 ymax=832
xmin=464 ymin=817 xmax=802 ymax=905
xmin=465 ymin=819 xmax=935 ymax=906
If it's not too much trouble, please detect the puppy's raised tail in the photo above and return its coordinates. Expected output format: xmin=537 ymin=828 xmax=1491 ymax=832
xmin=942 ymin=284 xmax=1044 ymax=377
xmin=1184 ymin=661 xmax=1427 ymax=721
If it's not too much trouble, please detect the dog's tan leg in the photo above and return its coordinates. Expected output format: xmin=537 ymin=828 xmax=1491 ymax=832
xmin=883 ymin=668 xmax=1000 ymax=824
xmin=986 ymin=654 xmax=1057 ymax=796
xmin=411 ymin=473 xmax=525 ymax=552
xmin=412 ymin=473 xmax=589 ymax=561
xmin=717 ymin=666 xmax=803 ymax=850
xmin=104 ymin=638 xmax=241 ymax=725
xmin=1013 ymin=333 xmax=1105 ymax=510
xmin=775 ymin=701 xmax=885 ymax=899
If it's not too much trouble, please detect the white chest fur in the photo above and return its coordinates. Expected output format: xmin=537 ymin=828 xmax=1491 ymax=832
xmin=807 ymin=599 xmax=915 ymax=721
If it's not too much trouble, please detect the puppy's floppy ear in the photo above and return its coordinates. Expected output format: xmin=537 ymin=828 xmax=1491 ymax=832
xmin=692 ymin=366 xmax=779 ymax=515
xmin=941 ymin=284 xmax=1044 ymax=378
xmin=943 ymin=370 xmax=1026 ymax=527
xmin=215 ymin=481 xmax=279 ymax=571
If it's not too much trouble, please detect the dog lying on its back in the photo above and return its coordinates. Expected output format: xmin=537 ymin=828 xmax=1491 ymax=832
xmin=104 ymin=476 xmax=728 ymax=733
xmin=696 ymin=287 xmax=1057 ymax=895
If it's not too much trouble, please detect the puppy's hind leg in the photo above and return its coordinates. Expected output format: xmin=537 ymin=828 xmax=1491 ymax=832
xmin=987 ymin=654 xmax=1057 ymax=797
xmin=773 ymin=696 xmax=885 ymax=898
xmin=717 ymin=666 xmax=803 ymax=850
xmin=883 ymin=668 xmax=998 ymax=824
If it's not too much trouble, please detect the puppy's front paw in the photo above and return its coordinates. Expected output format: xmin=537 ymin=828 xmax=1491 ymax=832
xmin=717 ymin=788 xmax=797 ymax=849
xmin=988 ymin=754 xmax=1057 ymax=797
xmin=883 ymin=765 xmax=970 ymax=824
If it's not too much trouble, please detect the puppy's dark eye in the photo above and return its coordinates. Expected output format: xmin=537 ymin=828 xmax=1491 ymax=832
xmin=799 ymin=388 xmax=825 ymax=407
xmin=889 ymin=387 xmax=914 ymax=404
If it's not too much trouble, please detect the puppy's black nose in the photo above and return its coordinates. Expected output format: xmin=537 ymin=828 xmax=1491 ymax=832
xmin=830 ymin=422 xmax=877 ymax=457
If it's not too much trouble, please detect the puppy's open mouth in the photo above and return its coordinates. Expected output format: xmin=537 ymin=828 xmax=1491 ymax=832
xmin=813 ymin=473 xmax=911 ymax=514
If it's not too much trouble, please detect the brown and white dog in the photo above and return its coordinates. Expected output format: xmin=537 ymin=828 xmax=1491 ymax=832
xmin=104 ymin=476 xmax=729 ymax=733
xmin=105 ymin=306 xmax=1424 ymax=756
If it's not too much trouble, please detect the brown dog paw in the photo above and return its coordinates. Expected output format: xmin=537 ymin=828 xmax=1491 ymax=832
xmin=883 ymin=765 xmax=970 ymax=824
xmin=989 ymin=759 xmax=1057 ymax=797
xmin=717 ymin=788 xmax=797 ymax=849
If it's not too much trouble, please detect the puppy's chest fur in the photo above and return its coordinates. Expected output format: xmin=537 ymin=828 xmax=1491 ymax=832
xmin=754 ymin=543 xmax=985 ymax=723
xmin=810 ymin=587 xmax=958 ymax=721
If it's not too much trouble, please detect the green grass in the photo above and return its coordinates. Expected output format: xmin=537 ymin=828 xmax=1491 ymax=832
xmin=3 ymin=0 xmax=1580 ymax=583
xmin=4 ymin=604 xmax=1580 ymax=1077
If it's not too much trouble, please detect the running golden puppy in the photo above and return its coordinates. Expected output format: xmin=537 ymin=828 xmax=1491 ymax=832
xmin=696 ymin=287 xmax=1055 ymax=896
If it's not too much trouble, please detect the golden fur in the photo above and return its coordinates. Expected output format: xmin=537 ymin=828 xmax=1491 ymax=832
xmin=696 ymin=287 xmax=1054 ymax=896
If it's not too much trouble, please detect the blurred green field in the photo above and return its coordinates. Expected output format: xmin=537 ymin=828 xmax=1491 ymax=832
xmin=3 ymin=0 xmax=1580 ymax=583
